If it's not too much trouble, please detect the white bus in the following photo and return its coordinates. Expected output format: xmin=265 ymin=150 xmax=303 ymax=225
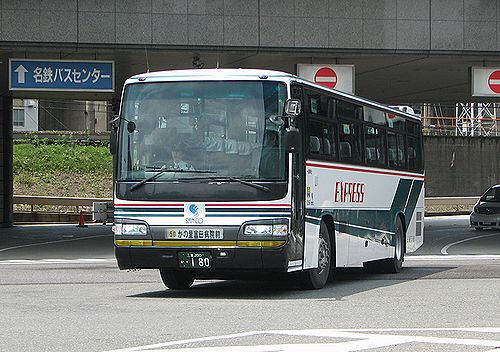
xmin=111 ymin=69 xmax=424 ymax=290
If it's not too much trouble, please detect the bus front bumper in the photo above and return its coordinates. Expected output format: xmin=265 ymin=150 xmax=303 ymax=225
xmin=114 ymin=240 xmax=290 ymax=272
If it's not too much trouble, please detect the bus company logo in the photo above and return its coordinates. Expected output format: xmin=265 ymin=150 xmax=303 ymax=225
xmin=184 ymin=203 xmax=205 ymax=224
xmin=189 ymin=204 xmax=200 ymax=217
xmin=334 ymin=182 xmax=365 ymax=203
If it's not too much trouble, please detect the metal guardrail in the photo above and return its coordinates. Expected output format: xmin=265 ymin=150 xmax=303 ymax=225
xmin=13 ymin=195 xmax=112 ymax=213
xmin=14 ymin=195 xmax=479 ymax=210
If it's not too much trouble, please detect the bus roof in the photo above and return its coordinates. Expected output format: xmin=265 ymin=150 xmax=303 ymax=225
xmin=125 ymin=68 xmax=420 ymax=121
xmin=127 ymin=68 xmax=295 ymax=82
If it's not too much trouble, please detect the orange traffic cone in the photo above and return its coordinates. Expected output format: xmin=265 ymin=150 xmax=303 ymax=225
xmin=77 ymin=210 xmax=88 ymax=228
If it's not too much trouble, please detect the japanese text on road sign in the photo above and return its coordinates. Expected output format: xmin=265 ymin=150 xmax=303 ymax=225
xmin=9 ymin=59 xmax=114 ymax=92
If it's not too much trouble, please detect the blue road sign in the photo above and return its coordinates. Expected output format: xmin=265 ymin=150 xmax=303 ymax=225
xmin=9 ymin=59 xmax=114 ymax=92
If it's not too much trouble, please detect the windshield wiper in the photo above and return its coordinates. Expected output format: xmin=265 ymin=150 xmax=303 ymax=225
xmin=177 ymin=176 xmax=271 ymax=193
xmin=129 ymin=168 xmax=216 ymax=192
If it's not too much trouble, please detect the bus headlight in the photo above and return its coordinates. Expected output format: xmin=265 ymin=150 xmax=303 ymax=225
xmin=113 ymin=223 xmax=148 ymax=236
xmin=243 ymin=223 xmax=288 ymax=236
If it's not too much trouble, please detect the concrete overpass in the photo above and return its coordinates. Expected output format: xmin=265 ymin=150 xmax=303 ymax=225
xmin=1 ymin=0 xmax=500 ymax=226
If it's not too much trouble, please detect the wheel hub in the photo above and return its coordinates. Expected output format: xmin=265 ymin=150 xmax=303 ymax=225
xmin=318 ymin=237 xmax=330 ymax=274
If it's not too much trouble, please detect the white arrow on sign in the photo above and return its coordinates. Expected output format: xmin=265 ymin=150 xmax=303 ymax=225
xmin=14 ymin=65 xmax=28 ymax=84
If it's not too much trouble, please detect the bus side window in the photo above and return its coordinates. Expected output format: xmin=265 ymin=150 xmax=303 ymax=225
xmin=308 ymin=122 xmax=323 ymax=156
xmin=388 ymin=133 xmax=397 ymax=168
xmin=407 ymin=136 xmax=421 ymax=171
xmin=397 ymin=134 xmax=406 ymax=168
xmin=305 ymin=88 xmax=338 ymax=161
xmin=340 ymin=141 xmax=352 ymax=159
xmin=388 ymin=132 xmax=406 ymax=169
xmin=339 ymin=121 xmax=362 ymax=163
xmin=310 ymin=136 xmax=321 ymax=154
xmin=307 ymin=120 xmax=337 ymax=160
xmin=364 ymin=126 xmax=386 ymax=166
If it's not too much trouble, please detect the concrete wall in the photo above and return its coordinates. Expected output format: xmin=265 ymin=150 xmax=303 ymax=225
xmin=424 ymin=136 xmax=500 ymax=197
xmin=1 ymin=0 xmax=499 ymax=52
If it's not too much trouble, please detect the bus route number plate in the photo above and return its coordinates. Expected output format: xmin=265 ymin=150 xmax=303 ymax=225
xmin=178 ymin=252 xmax=212 ymax=268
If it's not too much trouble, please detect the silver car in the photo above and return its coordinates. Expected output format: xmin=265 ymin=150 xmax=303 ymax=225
xmin=470 ymin=184 xmax=500 ymax=230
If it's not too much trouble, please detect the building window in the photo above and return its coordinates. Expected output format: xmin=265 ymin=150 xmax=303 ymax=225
xmin=13 ymin=107 xmax=25 ymax=128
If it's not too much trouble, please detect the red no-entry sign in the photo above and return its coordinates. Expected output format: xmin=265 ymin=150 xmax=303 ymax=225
xmin=314 ymin=67 xmax=337 ymax=89
xmin=488 ymin=70 xmax=500 ymax=93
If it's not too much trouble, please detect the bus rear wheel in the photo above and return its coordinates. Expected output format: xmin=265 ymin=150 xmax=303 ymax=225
xmin=379 ymin=217 xmax=405 ymax=273
xmin=160 ymin=269 xmax=196 ymax=289
xmin=300 ymin=222 xmax=332 ymax=290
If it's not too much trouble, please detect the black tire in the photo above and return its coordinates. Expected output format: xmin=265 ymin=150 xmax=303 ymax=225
xmin=300 ymin=222 xmax=332 ymax=290
xmin=159 ymin=269 xmax=196 ymax=289
xmin=474 ymin=227 xmax=483 ymax=231
xmin=377 ymin=217 xmax=405 ymax=273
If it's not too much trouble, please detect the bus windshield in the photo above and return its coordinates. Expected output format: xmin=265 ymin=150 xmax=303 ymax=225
xmin=118 ymin=81 xmax=287 ymax=182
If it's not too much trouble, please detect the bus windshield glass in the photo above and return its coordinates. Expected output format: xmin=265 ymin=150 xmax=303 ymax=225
xmin=118 ymin=81 xmax=287 ymax=182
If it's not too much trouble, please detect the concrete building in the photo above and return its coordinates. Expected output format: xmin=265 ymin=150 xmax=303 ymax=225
xmin=1 ymin=0 xmax=500 ymax=226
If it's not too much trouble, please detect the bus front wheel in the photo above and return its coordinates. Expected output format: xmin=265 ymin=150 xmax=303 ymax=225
xmin=300 ymin=222 xmax=332 ymax=290
xmin=160 ymin=269 xmax=196 ymax=289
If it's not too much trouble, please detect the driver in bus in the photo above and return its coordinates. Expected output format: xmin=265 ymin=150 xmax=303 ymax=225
xmin=165 ymin=144 xmax=194 ymax=170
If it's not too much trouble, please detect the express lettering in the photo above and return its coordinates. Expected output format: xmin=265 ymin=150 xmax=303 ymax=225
xmin=334 ymin=182 xmax=365 ymax=203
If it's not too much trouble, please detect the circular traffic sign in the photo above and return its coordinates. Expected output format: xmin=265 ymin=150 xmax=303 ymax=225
xmin=314 ymin=67 xmax=337 ymax=89
xmin=488 ymin=70 xmax=500 ymax=94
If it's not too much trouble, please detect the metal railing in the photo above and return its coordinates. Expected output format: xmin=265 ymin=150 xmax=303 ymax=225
xmin=13 ymin=195 xmax=111 ymax=213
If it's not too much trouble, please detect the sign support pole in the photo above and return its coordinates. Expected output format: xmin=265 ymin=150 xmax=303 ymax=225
xmin=0 ymin=59 xmax=13 ymax=228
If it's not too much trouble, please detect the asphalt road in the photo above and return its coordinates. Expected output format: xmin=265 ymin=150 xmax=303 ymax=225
xmin=0 ymin=216 xmax=499 ymax=352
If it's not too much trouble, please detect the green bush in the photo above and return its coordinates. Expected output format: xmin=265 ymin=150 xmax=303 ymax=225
xmin=14 ymin=143 xmax=112 ymax=174
xmin=13 ymin=142 xmax=113 ymax=198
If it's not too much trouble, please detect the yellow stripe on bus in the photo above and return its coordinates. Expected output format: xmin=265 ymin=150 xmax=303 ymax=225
xmin=237 ymin=241 xmax=286 ymax=247
xmin=115 ymin=240 xmax=153 ymax=246
xmin=115 ymin=239 xmax=286 ymax=248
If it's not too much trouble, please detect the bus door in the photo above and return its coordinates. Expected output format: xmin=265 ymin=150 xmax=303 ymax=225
xmin=288 ymin=84 xmax=306 ymax=266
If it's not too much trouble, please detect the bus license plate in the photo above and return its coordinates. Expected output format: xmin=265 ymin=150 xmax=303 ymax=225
xmin=178 ymin=252 xmax=212 ymax=268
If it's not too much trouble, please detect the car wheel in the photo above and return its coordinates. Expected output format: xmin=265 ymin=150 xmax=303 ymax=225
xmin=300 ymin=222 xmax=332 ymax=290
xmin=474 ymin=227 xmax=484 ymax=231
xmin=159 ymin=269 xmax=196 ymax=289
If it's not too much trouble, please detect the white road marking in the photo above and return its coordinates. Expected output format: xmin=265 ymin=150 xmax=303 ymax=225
xmin=0 ymin=258 xmax=116 ymax=265
xmin=407 ymin=254 xmax=500 ymax=261
xmin=440 ymin=233 xmax=500 ymax=255
xmin=104 ymin=328 xmax=500 ymax=352
xmin=105 ymin=331 xmax=264 ymax=352
xmin=2 ymin=255 xmax=498 ymax=266
xmin=0 ymin=234 xmax=110 ymax=253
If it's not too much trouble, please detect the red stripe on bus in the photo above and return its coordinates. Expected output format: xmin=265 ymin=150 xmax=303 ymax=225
xmin=114 ymin=203 xmax=291 ymax=208
xmin=306 ymin=162 xmax=425 ymax=179
xmin=205 ymin=203 xmax=291 ymax=207
xmin=114 ymin=203 xmax=184 ymax=207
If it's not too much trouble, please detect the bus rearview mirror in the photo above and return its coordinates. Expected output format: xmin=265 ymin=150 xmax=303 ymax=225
xmin=127 ymin=121 xmax=136 ymax=133
xmin=285 ymin=99 xmax=301 ymax=116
